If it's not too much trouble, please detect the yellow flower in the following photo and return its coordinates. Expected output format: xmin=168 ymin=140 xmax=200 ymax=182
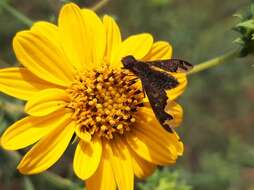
xmin=0 ymin=3 xmax=187 ymax=190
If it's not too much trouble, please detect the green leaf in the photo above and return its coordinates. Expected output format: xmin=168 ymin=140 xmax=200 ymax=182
xmin=138 ymin=170 xmax=192 ymax=190
xmin=233 ymin=37 xmax=245 ymax=45
xmin=236 ymin=19 xmax=254 ymax=30
xmin=233 ymin=14 xmax=244 ymax=20
xmin=23 ymin=177 xmax=35 ymax=190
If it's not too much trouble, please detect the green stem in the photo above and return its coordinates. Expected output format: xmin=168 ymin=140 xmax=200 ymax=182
xmin=0 ymin=0 xmax=110 ymax=27
xmin=188 ymin=49 xmax=241 ymax=75
xmin=91 ymin=0 xmax=110 ymax=11
xmin=1 ymin=150 xmax=82 ymax=190
xmin=0 ymin=1 xmax=33 ymax=26
xmin=34 ymin=172 xmax=83 ymax=190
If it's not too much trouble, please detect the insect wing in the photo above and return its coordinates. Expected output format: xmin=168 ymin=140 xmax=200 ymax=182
xmin=142 ymin=78 xmax=174 ymax=133
xmin=148 ymin=59 xmax=193 ymax=73
xmin=143 ymin=68 xmax=179 ymax=90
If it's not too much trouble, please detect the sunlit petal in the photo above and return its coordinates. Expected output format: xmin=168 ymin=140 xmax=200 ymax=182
xmin=25 ymin=88 xmax=69 ymax=116
xmin=0 ymin=67 xmax=58 ymax=100
xmin=13 ymin=31 xmax=75 ymax=86
xmin=73 ymin=137 xmax=102 ymax=180
xmin=103 ymin=15 xmax=122 ymax=68
xmin=81 ymin=9 xmax=106 ymax=67
xmin=165 ymin=101 xmax=183 ymax=128
xmin=167 ymin=73 xmax=187 ymax=100
xmin=17 ymin=118 xmax=75 ymax=174
xmin=58 ymin=3 xmax=93 ymax=71
xmin=112 ymin=33 xmax=153 ymax=67
xmin=86 ymin=140 xmax=116 ymax=190
xmin=142 ymin=41 xmax=173 ymax=61
xmin=110 ymin=138 xmax=134 ymax=190
xmin=1 ymin=109 xmax=70 ymax=150
xmin=128 ymin=145 xmax=156 ymax=179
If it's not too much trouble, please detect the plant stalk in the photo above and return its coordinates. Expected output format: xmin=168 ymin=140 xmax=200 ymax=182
xmin=91 ymin=0 xmax=110 ymax=11
xmin=0 ymin=1 xmax=33 ymax=26
xmin=188 ymin=49 xmax=241 ymax=75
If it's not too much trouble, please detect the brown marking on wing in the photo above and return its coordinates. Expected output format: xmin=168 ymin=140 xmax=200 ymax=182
xmin=142 ymin=77 xmax=174 ymax=133
xmin=148 ymin=59 xmax=193 ymax=73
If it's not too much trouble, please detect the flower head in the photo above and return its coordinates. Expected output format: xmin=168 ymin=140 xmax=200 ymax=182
xmin=0 ymin=3 xmax=187 ymax=190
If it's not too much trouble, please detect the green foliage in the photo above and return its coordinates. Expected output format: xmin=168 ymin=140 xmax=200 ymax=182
xmin=234 ymin=1 xmax=254 ymax=56
xmin=137 ymin=170 xmax=191 ymax=190
xmin=23 ymin=177 xmax=35 ymax=190
xmin=181 ymin=136 xmax=254 ymax=190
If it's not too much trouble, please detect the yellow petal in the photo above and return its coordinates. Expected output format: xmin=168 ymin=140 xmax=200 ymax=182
xmin=18 ymin=116 xmax=75 ymax=174
xmin=112 ymin=33 xmax=153 ymax=67
xmin=13 ymin=30 xmax=75 ymax=87
xmin=167 ymin=73 xmax=187 ymax=100
xmin=175 ymin=136 xmax=184 ymax=156
xmin=126 ymin=107 xmax=183 ymax=165
xmin=142 ymin=41 xmax=173 ymax=61
xmin=31 ymin=21 xmax=76 ymax=70
xmin=31 ymin=21 xmax=76 ymax=71
xmin=128 ymin=145 xmax=156 ymax=179
xmin=75 ymin=126 xmax=92 ymax=142
xmin=138 ymin=107 xmax=184 ymax=156
xmin=1 ymin=109 xmax=71 ymax=150
xmin=25 ymin=88 xmax=69 ymax=117
xmin=73 ymin=137 xmax=102 ymax=180
xmin=103 ymin=15 xmax=121 ymax=68
xmin=126 ymin=129 xmax=175 ymax=166
xmin=110 ymin=138 xmax=134 ymax=190
xmin=0 ymin=67 xmax=58 ymax=100
xmin=164 ymin=101 xmax=183 ymax=128
xmin=58 ymin=3 xmax=93 ymax=72
xmin=31 ymin=21 xmax=61 ymax=49
xmin=86 ymin=140 xmax=116 ymax=190
xmin=81 ymin=9 xmax=106 ymax=67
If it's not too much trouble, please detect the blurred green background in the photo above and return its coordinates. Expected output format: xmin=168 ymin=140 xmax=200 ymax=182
xmin=1 ymin=0 xmax=254 ymax=190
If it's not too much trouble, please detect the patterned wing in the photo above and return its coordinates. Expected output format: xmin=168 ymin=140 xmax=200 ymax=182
xmin=143 ymin=68 xmax=179 ymax=90
xmin=142 ymin=79 xmax=174 ymax=133
xmin=147 ymin=59 xmax=193 ymax=73
xmin=140 ymin=73 xmax=177 ymax=133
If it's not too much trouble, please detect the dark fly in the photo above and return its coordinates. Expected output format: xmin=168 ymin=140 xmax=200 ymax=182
xmin=121 ymin=55 xmax=193 ymax=133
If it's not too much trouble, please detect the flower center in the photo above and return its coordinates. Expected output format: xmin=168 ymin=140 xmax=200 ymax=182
xmin=66 ymin=67 xmax=144 ymax=140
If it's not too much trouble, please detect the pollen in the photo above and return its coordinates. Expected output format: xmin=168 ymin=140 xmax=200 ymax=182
xmin=66 ymin=67 xmax=144 ymax=140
